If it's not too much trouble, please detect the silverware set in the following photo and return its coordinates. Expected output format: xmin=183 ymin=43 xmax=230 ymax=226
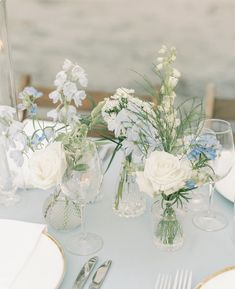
xmin=72 ymin=256 xmax=112 ymax=289
xmin=155 ymin=270 xmax=192 ymax=289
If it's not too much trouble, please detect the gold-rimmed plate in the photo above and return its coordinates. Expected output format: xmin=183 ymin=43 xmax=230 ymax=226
xmin=11 ymin=232 xmax=65 ymax=289
xmin=195 ymin=266 xmax=235 ymax=289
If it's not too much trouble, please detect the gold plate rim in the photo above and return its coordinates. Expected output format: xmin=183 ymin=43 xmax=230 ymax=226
xmin=194 ymin=266 xmax=235 ymax=289
xmin=43 ymin=232 xmax=66 ymax=289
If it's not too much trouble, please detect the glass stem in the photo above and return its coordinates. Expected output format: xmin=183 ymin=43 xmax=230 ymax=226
xmin=208 ymin=182 xmax=215 ymax=216
xmin=80 ymin=203 xmax=87 ymax=239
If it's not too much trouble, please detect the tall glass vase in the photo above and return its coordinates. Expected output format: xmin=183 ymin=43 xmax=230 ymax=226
xmin=0 ymin=0 xmax=17 ymax=108
xmin=113 ymin=156 xmax=146 ymax=218
xmin=0 ymin=144 xmax=19 ymax=206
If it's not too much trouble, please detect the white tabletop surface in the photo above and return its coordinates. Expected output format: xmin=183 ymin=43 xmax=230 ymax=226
xmin=1 ymin=150 xmax=235 ymax=289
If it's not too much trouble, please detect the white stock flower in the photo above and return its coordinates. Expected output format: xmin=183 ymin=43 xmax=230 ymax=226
xmin=136 ymin=151 xmax=192 ymax=197
xmin=79 ymin=74 xmax=88 ymax=88
xmin=59 ymin=105 xmax=77 ymax=124
xmin=62 ymin=59 xmax=73 ymax=72
xmin=156 ymin=63 xmax=163 ymax=70
xmin=172 ymin=68 xmax=181 ymax=78
xmin=73 ymin=90 xmax=86 ymax=107
xmin=168 ymin=76 xmax=178 ymax=88
xmin=63 ymin=81 xmax=77 ymax=101
xmin=54 ymin=71 xmax=67 ymax=88
xmin=49 ymin=90 xmax=61 ymax=104
xmin=29 ymin=142 xmax=67 ymax=190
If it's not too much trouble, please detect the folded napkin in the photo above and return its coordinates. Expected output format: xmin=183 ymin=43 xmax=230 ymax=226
xmin=0 ymin=219 xmax=46 ymax=289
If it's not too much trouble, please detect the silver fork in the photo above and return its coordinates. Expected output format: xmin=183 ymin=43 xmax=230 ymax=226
xmin=155 ymin=274 xmax=172 ymax=289
xmin=172 ymin=269 xmax=192 ymax=289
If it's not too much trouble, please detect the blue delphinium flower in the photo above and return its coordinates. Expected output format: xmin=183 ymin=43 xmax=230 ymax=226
xmin=185 ymin=179 xmax=196 ymax=190
xmin=187 ymin=133 xmax=220 ymax=161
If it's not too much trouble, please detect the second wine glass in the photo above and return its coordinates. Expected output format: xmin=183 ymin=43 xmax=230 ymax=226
xmin=193 ymin=119 xmax=234 ymax=231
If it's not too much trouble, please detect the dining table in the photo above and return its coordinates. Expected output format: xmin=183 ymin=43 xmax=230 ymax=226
xmin=0 ymin=147 xmax=235 ymax=289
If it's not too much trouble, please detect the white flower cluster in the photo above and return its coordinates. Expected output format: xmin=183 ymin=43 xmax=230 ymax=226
xmin=47 ymin=59 xmax=88 ymax=124
xmin=0 ymin=106 xmax=27 ymax=166
xmin=102 ymin=88 xmax=157 ymax=156
xmin=156 ymin=46 xmax=181 ymax=131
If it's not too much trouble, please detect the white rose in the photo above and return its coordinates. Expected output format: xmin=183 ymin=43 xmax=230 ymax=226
xmin=136 ymin=151 xmax=191 ymax=197
xmin=29 ymin=142 xmax=67 ymax=190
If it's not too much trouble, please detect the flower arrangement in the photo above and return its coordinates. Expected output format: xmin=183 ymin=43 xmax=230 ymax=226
xmin=98 ymin=45 xmax=220 ymax=247
xmin=1 ymin=59 xmax=94 ymax=190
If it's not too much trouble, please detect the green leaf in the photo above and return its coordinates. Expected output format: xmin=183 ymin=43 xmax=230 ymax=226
xmin=73 ymin=163 xmax=89 ymax=171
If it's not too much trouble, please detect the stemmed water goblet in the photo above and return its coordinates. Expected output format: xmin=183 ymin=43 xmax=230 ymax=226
xmin=193 ymin=119 xmax=234 ymax=231
xmin=61 ymin=139 xmax=103 ymax=255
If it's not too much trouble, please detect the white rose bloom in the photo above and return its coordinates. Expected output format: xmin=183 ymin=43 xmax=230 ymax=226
xmin=137 ymin=151 xmax=192 ymax=197
xmin=136 ymin=171 xmax=154 ymax=196
xmin=63 ymin=81 xmax=77 ymax=101
xmin=29 ymin=142 xmax=67 ymax=190
xmin=54 ymin=71 xmax=67 ymax=88
xmin=62 ymin=59 xmax=73 ymax=72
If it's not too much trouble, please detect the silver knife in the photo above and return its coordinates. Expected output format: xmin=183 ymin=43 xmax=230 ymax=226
xmin=88 ymin=260 xmax=112 ymax=289
xmin=72 ymin=256 xmax=98 ymax=289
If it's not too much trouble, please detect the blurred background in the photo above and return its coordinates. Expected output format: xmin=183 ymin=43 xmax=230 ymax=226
xmin=6 ymin=0 xmax=235 ymax=101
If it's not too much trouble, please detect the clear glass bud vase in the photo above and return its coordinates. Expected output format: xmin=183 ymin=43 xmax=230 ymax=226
xmin=0 ymin=144 xmax=19 ymax=206
xmin=113 ymin=156 xmax=146 ymax=218
xmin=152 ymin=199 xmax=184 ymax=251
xmin=43 ymin=185 xmax=81 ymax=231
xmin=0 ymin=0 xmax=16 ymax=107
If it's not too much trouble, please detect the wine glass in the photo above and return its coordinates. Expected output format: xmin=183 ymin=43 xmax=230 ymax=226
xmin=61 ymin=139 xmax=103 ymax=255
xmin=193 ymin=119 xmax=234 ymax=231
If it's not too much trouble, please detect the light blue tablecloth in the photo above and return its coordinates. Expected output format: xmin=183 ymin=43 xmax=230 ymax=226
xmin=0 ymin=154 xmax=235 ymax=289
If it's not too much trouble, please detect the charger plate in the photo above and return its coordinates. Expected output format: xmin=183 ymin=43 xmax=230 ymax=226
xmin=216 ymin=163 xmax=235 ymax=203
xmin=11 ymin=233 xmax=65 ymax=289
xmin=194 ymin=266 xmax=235 ymax=289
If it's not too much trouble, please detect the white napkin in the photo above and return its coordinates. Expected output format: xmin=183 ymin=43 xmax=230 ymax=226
xmin=0 ymin=219 xmax=46 ymax=289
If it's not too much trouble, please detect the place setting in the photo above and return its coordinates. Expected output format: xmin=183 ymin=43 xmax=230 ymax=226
xmin=1 ymin=1 xmax=235 ymax=288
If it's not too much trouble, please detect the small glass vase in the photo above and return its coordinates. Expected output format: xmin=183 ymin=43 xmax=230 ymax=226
xmin=113 ymin=157 xmax=146 ymax=218
xmin=152 ymin=199 xmax=184 ymax=251
xmin=43 ymin=186 xmax=81 ymax=231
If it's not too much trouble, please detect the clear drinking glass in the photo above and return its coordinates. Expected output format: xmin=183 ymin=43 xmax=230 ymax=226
xmin=193 ymin=119 xmax=234 ymax=231
xmin=61 ymin=139 xmax=103 ymax=255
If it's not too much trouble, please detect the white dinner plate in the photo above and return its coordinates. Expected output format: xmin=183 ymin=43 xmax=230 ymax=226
xmin=216 ymin=163 xmax=235 ymax=203
xmin=194 ymin=266 xmax=235 ymax=289
xmin=11 ymin=233 xmax=65 ymax=289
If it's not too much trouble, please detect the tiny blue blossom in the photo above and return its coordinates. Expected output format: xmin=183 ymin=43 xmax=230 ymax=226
xmin=185 ymin=180 xmax=196 ymax=189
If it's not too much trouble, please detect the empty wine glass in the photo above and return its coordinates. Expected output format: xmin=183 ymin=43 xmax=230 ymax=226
xmin=193 ymin=119 xmax=234 ymax=231
xmin=61 ymin=139 xmax=103 ymax=255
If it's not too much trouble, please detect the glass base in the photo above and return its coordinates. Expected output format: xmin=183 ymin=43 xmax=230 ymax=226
xmin=153 ymin=235 xmax=184 ymax=252
xmin=66 ymin=232 xmax=103 ymax=256
xmin=193 ymin=210 xmax=228 ymax=232
xmin=112 ymin=199 xmax=146 ymax=218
